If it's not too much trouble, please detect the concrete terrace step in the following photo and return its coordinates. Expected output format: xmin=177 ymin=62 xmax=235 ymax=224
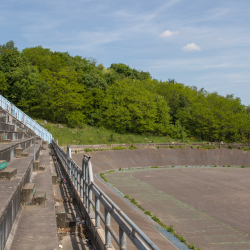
xmin=0 ymin=144 xmax=41 ymax=250
xmin=0 ymin=122 xmax=15 ymax=132
xmin=0 ymin=131 xmax=26 ymax=141
xmin=9 ymin=144 xmax=59 ymax=250
xmin=0 ymin=137 xmax=36 ymax=163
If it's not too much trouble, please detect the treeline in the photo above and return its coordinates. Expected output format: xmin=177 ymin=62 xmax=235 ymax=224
xmin=0 ymin=40 xmax=250 ymax=142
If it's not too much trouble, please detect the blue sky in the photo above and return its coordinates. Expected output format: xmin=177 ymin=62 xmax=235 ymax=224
xmin=1 ymin=0 xmax=250 ymax=105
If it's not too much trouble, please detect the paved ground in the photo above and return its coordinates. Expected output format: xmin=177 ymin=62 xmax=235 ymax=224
xmin=73 ymin=152 xmax=178 ymax=250
xmin=73 ymin=148 xmax=250 ymax=250
xmin=105 ymin=167 xmax=250 ymax=250
xmin=10 ymin=144 xmax=59 ymax=250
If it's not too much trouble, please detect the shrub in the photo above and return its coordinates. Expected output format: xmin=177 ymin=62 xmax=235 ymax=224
xmin=137 ymin=205 xmax=145 ymax=211
xmin=214 ymin=165 xmax=217 ymax=167
xmin=172 ymin=165 xmax=175 ymax=168
xmin=129 ymin=144 xmax=138 ymax=150
xmin=144 ymin=211 xmax=152 ymax=216
xmin=167 ymin=225 xmax=174 ymax=233
xmin=151 ymin=216 xmax=161 ymax=223
xmin=151 ymin=166 xmax=158 ymax=168
xmin=228 ymin=145 xmax=233 ymax=149
xmin=241 ymin=165 xmax=246 ymax=168
xmin=100 ymin=173 xmax=108 ymax=182
xmin=119 ymin=168 xmax=122 ymax=171
xmin=124 ymin=195 xmax=130 ymax=199
xmin=130 ymin=198 xmax=138 ymax=205
xmin=85 ymin=148 xmax=93 ymax=152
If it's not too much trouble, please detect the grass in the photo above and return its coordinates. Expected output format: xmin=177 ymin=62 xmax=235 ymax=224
xmin=35 ymin=120 xmax=206 ymax=146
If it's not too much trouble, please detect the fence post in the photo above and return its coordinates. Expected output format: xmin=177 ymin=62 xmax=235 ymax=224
xmin=88 ymin=171 xmax=92 ymax=214
xmin=82 ymin=160 xmax=86 ymax=205
xmin=85 ymin=164 xmax=89 ymax=210
xmin=34 ymin=135 xmax=36 ymax=161
xmin=105 ymin=208 xmax=111 ymax=248
xmin=119 ymin=226 xmax=127 ymax=250
xmin=95 ymin=196 xmax=100 ymax=228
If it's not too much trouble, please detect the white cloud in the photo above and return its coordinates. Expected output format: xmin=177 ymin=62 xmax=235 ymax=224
xmin=160 ymin=30 xmax=179 ymax=37
xmin=182 ymin=43 xmax=201 ymax=51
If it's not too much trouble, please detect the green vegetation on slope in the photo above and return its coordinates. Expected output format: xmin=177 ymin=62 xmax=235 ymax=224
xmin=1 ymin=40 xmax=250 ymax=143
xmin=41 ymin=121 xmax=199 ymax=146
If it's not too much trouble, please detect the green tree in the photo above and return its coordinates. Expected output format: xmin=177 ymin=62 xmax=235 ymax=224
xmin=0 ymin=71 xmax=7 ymax=95
xmin=100 ymin=79 xmax=171 ymax=134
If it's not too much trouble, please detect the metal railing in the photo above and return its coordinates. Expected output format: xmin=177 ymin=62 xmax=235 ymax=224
xmin=52 ymin=140 xmax=160 ymax=250
xmin=0 ymin=94 xmax=52 ymax=143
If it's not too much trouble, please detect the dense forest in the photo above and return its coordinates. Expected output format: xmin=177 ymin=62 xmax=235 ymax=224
xmin=0 ymin=40 xmax=249 ymax=143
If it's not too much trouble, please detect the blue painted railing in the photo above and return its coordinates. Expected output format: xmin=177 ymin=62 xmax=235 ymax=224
xmin=0 ymin=94 xmax=52 ymax=143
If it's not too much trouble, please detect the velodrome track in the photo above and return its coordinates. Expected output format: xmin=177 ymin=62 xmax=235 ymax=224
xmin=73 ymin=148 xmax=250 ymax=250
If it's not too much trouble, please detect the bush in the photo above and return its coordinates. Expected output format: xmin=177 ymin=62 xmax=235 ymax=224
xmin=129 ymin=144 xmax=138 ymax=150
xmin=130 ymin=198 xmax=138 ymax=205
xmin=144 ymin=211 xmax=152 ymax=216
xmin=228 ymin=145 xmax=233 ymax=149
xmin=85 ymin=148 xmax=93 ymax=152
xmin=100 ymin=173 xmax=108 ymax=182
xmin=124 ymin=194 xmax=129 ymax=199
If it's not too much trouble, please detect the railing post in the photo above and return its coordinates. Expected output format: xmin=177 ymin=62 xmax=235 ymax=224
xmin=83 ymin=161 xmax=86 ymax=205
xmin=77 ymin=172 xmax=80 ymax=193
xmin=80 ymin=175 xmax=83 ymax=199
xmin=88 ymin=174 xmax=92 ymax=214
xmin=85 ymin=164 xmax=89 ymax=210
xmin=95 ymin=196 xmax=100 ymax=228
xmin=74 ymin=166 xmax=77 ymax=187
xmin=105 ymin=208 xmax=111 ymax=248
xmin=34 ymin=135 xmax=36 ymax=161
xmin=119 ymin=226 xmax=127 ymax=250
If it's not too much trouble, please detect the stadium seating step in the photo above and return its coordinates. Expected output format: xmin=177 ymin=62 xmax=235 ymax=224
xmin=0 ymin=167 xmax=17 ymax=180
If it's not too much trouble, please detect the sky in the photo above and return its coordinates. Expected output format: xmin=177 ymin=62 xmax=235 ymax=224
xmin=1 ymin=0 xmax=250 ymax=105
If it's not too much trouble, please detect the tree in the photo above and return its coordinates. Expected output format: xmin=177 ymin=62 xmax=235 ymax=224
xmin=0 ymin=40 xmax=18 ymax=55
xmin=100 ymin=79 xmax=171 ymax=134
xmin=0 ymin=71 xmax=7 ymax=95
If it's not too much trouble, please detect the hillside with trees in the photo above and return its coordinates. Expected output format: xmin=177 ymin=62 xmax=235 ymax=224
xmin=0 ymin=40 xmax=249 ymax=143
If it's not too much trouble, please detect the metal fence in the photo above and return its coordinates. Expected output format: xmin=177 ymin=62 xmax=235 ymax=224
xmin=52 ymin=140 xmax=159 ymax=250
xmin=0 ymin=94 xmax=52 ymax=143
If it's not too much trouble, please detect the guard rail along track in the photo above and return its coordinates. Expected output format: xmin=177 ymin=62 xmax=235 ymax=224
xmin=52 ymin=140 xmax=160 ymax=250
xmin=0 ymin=94 xmax=52 ymax=143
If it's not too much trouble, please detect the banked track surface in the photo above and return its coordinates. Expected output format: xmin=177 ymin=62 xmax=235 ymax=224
xmin=73 ymin=148 xmax=250 ymax=250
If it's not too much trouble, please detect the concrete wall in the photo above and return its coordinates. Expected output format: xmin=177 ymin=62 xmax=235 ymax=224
xmin=62 ymin=142 xmax=250 ymax=154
